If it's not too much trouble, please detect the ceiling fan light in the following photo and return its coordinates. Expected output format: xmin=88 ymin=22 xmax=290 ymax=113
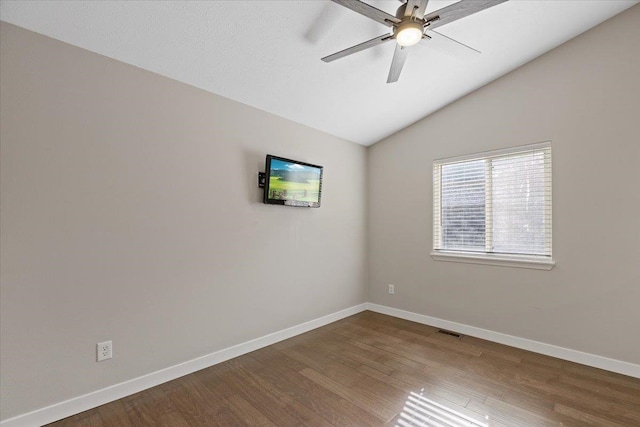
xmin=396 ymin=23 xmax=423 ymax=47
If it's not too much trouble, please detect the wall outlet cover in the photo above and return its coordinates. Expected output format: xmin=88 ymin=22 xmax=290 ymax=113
xmin=97 ymin=341 xmax=112 ymax=362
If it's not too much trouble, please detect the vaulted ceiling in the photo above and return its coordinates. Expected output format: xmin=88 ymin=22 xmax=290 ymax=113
xmin=1 ymin=0 xmax=637 ymax=145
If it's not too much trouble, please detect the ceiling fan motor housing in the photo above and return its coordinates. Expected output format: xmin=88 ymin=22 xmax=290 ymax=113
xmin=392 ymin=3 xmax=426 ymax=47
xmin=394 ymin=21 xmax=424 ymax=46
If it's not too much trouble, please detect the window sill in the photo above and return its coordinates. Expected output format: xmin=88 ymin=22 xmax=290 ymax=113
xmin=430 ymin=251 xmax=555 ymax=270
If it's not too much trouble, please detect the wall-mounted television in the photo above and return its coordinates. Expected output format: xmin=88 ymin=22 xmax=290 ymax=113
xmin=263 ymin=155 xmax=323 ymax=208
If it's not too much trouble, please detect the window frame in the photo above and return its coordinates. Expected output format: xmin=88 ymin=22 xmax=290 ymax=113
xmin=432 ymin=142 xmax=555 ymax=270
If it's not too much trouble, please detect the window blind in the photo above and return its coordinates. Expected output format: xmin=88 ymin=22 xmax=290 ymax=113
xmin=433 ymin=143 xmax=552 ymax=258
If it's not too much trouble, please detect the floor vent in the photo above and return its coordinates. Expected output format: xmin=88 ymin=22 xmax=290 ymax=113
xmin=437 ymin=329 xmax=462 ymax=338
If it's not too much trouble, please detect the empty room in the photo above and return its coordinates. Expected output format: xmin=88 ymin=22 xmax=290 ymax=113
xmin=1 ymin=1 xmax=639 ymax=426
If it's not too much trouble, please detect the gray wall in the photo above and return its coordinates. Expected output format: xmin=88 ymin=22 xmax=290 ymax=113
xmin=0 ymin=22 xmax=367 ymax=419
xmin=368 ymin=5 xmax=640 ymax=365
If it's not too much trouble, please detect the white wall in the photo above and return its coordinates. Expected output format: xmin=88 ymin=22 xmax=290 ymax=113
xmin=0 ymin=22 xmax=367 ymax=420
xmin=368 ymin=5 xmax=640 ymax=365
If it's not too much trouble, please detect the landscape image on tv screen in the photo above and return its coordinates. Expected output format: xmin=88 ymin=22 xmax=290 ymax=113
xmin=268 ymin=158 xmax=322 ymax=204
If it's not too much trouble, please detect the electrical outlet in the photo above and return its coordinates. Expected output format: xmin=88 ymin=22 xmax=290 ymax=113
xmin=97 ymin=341 xmax=112 ymax=362
xmin=388 ymin=284 xmax=395 ymax=295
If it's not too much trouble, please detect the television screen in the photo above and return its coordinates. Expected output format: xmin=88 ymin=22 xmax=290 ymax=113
xmin=263 ymin=155 xmax=323 ymax=207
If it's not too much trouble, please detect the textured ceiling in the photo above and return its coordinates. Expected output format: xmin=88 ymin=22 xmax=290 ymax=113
xmin=1 ymin=0 xmax=637 ymax=145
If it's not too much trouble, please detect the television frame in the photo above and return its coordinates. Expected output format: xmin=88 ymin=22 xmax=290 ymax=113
xmin=263 ymin=155 xmax=323 ymax=208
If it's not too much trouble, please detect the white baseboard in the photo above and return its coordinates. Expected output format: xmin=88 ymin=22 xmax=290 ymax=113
xmin=0 ymin=304 xmax=368 ymax=427
xmin=366 ymin=302 xmax=640 ymax=379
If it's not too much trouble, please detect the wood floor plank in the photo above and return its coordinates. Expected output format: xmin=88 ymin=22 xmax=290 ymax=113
xmin=558 ymin=371 xmax=640 ymax=405
xmin=219 ymin=358 xmax=336 ymax=426
xmin=300 ymin=367 xmax=400 ymax=422
xmin=224 ymin=394 xmax=277 ymax=427
xmin=466 ymin=396 xmax=560 ymax=427
xmin=95 ymin=399 xmax=133 ymax=427
xmin=248 ymin=352 xmax=383 ymax=426
xmin=120 ymin=385 xmax=177 ymax=426
xmin=554 ymin=402 xmax=623 ymax=426
xmin=320 ymin=338 xmax=397 ymax=375
xmin=158 ymin=374 xmax=225 ymax=426
xmin=192 ymin=374 xmax=260 ymax=426
xmin=154 ymin=410 xmax=191 ymax=427
xmin=46 ymin=311 xmax=640 ymax=427
xmin=49 ymin=411 xmax=103 ymax=427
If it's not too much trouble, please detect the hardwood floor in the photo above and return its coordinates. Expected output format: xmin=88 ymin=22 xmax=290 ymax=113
xmin=48 ymin=311 xmax=640 ymax=426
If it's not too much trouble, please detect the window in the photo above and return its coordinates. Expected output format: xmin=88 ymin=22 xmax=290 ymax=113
xmin=432 ymin=142 xmax=554 ymax=269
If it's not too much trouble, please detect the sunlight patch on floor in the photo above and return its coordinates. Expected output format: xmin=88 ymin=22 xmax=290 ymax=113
xmin=396 ymin=390 xmax=488 ymax=427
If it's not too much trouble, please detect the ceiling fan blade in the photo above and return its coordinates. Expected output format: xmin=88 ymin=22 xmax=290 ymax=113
xmin=424 ymin=0 xmax=508 ymax=30
xmin=322 ymin=34 xmax=393 ymax=63
xmin=387 ymin=44 xmax=410 ymax=83
xmin=420 ymin=30 xmax=480 ymax=60
xmin=404 ymin=0 xmax=429 ymax=18
xmin=331 ymin=0 xmax=401 ymax=27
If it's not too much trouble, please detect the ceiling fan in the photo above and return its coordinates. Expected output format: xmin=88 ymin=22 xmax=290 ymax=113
xmin=322 ymin=0 xmax=508 ymax=83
